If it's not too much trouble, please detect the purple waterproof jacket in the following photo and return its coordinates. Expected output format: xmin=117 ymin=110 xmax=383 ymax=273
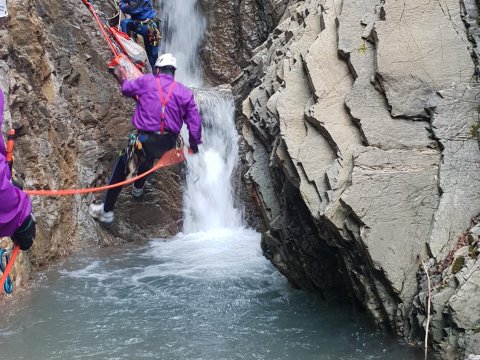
xmin=0 ymin=91 xmax=32 ymax=237
xmin=121 ymin=73 xmax=202 ymax=146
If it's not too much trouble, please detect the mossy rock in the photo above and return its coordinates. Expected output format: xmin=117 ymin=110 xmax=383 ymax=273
xmin=358 ymin=43 xmax=367 ymax=54
xmin=452 ymin=256 xmax=466 ymax=274
xmin=470 ymin=122 xmax=480 ymax=138
xmin=468 ymin=234 xmax=476 ymax=245
xmin=469 ymin=245 xmax=480 ymax=259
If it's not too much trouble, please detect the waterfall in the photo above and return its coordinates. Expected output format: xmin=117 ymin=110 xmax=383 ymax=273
xmin=182 ymin=90 xmax=243 ymax=232
xmin=157 ymin=0 xmax=205 ymax=87
xmin=157 ymin=0 xmax=243 ymax=233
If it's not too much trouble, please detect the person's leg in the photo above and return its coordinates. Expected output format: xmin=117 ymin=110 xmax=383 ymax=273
xmin=146 ymin=46 xmax=159 ymax=70
xmin=132 ymin=158 xmax=154 ymax=193
xmin=136 ymin=23 xmax=158 ymax=69
xmin=120 ymin=19 xmax=135 ymax=35
xmin=103 ymin=153 xmax=128 ymax=212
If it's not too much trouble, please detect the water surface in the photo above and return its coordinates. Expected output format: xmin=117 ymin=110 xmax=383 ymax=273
xmin=0 ymin=229 xmax=424 ymax=360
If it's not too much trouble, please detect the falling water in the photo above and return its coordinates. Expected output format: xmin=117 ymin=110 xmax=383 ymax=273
xmin=157 ymin=0 xmax=205 ymax=86
xmin=182 ymin=89 xmax=243 ymax=233
xmin=158 ymin=0 xmax=242 ymax=232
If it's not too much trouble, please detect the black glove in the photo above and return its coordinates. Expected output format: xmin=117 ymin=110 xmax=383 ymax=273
xmin=11 ymin=214 xmax=36 ymax=251
xmin=12 ymin=177 xmax=25 ymax=190
xmin=190 ymin=143 xmax=199 ymax=154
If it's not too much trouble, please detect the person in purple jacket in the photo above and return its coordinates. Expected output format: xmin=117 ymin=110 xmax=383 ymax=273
xmin=0 ymin=91 xmax=36 ymax=250
xmin=89 ymin=53 xmax=202 ymax=223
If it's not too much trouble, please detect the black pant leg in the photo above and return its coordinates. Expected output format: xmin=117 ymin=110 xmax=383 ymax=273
xmin=133 ymin=158 xmax=154 ymax=189
xmin=103 ymin=153 xmax=128 ymax=212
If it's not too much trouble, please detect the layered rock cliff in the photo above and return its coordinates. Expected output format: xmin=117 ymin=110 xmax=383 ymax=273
xmin=231 ymin=0 xmax=480 ymax=357
xmin=0 ymin=0 xmax=183 ymax=288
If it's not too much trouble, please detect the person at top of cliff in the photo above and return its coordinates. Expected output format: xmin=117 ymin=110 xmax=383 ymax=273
xmin=0 ymin=90 xmax=36 ymax=250
xmin=89 ymin=53 xmax=202 ymax=223
xmin=119 ymin=0 xmax=161 ymax=69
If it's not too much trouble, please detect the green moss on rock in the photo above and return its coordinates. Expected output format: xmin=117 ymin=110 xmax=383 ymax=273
xmin=452 ymin=256 xmax=466 ymax=274
xmin=470 ymin=122 xmax=480 ymax=138
xmin=469 ymin=245 xmax=480 ymax=259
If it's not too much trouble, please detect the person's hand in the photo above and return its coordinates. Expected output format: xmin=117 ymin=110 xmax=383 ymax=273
xmin=11 ymin=214 xmax=36 ymax=251
xmin=190 ymin=143 xmax=199 ymax=154
xmin=11 ymin=177 xmax=24 ymax=190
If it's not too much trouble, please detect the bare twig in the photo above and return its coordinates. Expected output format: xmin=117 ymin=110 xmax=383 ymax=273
xmin=420 ymin=258 xmax=432 ymax=360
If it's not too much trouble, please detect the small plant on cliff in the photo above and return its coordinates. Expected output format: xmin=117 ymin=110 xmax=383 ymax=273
xmin=358 ymin=42 xmax=368 ymax=55
xmin=470 ymin=122 xmax=480 ymax=139
xmin=469 ymin=244 xmax=480 ymax=259
xmin=452 ymin=256 xmax=465 ymax=274
xmin=434 ymin=233 xmax=469 ymax=275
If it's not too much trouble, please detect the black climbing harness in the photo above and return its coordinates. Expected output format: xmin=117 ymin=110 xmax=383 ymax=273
xmin=124 ymin=132 xmax=146 ymax=179
xmin=146 ymin=18 xmax=161 ymax=47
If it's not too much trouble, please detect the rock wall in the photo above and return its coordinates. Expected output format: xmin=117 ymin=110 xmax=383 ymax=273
xmin=199 ymin=0 xmax=289 ymax=84
xmin=0 ymin=0 xmax=183 ymax=290
xmin=234 ymin=0 xmax=480 ymax=357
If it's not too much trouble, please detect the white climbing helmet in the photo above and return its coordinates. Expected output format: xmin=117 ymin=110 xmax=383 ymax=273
xmin=155 ymin=53 xmax=177 ymax=69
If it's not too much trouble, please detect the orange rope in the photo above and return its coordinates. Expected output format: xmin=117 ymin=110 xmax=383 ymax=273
xmin=25 ymin=148 xmax=188 ymax=197
xmin=0 ymin=245 xmax=19 ymax=293
xmin=0 ymin=149 xmax=184 ymax=293
xmin=83 ymin=0 xmax=119 ymax=56
xmin=0 ymin=142 xmax=188 ymax=295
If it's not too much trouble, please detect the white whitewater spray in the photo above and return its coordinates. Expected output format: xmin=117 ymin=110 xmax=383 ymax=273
xmin=157 ymin=0 xmax=243 ymax=233
xmin=157 ymin=0 xmax=205 ymax=87
xmin=182 ymin=89 xmax=243 ymax=232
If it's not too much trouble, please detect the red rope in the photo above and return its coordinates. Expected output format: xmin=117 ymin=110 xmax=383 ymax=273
xmin=25 ymin=148 xmax=188 ymax=197
xmin=83 ymin=0 xmax=119 ymax=56
xmin=0 ymin=149 xmax=188 ymax=293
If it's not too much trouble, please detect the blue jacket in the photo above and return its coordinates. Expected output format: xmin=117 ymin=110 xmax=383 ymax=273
xmin=120 ymin=0 xmax=156 ymax=21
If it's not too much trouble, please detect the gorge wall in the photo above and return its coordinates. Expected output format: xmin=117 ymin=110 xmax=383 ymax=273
xmin=2 ymin=0 xmax=480 ymax=358
xmin=223 ymin=0 xmax=480 ymax=358
xmin=0 ymin=0 xmax=183 ymax=288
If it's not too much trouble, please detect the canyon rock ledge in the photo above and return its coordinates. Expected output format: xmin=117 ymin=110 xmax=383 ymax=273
xmin=234 ymin=0 xmax=480 ymax=357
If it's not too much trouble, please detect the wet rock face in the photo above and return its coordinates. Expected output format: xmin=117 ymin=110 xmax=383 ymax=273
xmin=0 ymin=0 xmax=182 ymax=287
xmin=234 ymin=0 xmax=480 ymax=356
xmin=199 ymin=0 xmax=287 ymax=84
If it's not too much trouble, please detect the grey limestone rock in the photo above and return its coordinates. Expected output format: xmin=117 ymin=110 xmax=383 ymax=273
xmin=374 ymin=0 xmax=474 ymax=118
xmin=341 ymin=147 xmax=438 ymax=298
xmin=449 ymin=263 xmax=480 ymax=330
xmin=428 ymin=85 xmax=480 ymax=261
xmin=236 ymin=0 xmax=480 ymax=356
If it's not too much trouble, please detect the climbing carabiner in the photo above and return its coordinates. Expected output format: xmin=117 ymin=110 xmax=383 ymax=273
xmin=0 ymin=248 xmax=14 ymax=294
